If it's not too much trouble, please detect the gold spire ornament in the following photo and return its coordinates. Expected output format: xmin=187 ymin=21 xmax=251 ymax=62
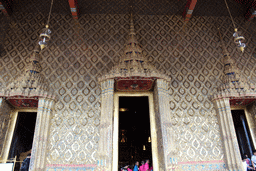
xmin=148 ymin=136 xmax=151 ymax=143
xmin=98 ymin=13 xmax=171 ymax=83
xmin=0 ymin=44 xmax=55 ymax=100
xmin=143 ymin=145 xmax=146 ymax=150
xmin=224 ymin=0 xmax=246 ymax=53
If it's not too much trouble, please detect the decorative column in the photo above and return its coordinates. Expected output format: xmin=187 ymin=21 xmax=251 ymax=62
xmin=154 ymin=79 xmax=172 ymax=170
xmin=97 ymin=79 xmax=114 ymax=171
xmin=29 ymin=98 xmax=55 ymax=171
xmin=0 ymin=98 xmax=13 ymax=162
xmin=213 ymin=98 xmax=242 ymax=170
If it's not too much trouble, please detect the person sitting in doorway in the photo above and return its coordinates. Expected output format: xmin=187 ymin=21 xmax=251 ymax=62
xmin=144 ymin=160 xmax=149 ymax=171
xmin=251 ymin=151 xmax=256 ymax=169
xmin=20 ymin=153 xmax=31 ymax=171
xmin=121 ymin=165 xmax=128 ymax=171
xmin=133 ymin=161 xmax=139 ymax=171
xmin=149 ymin=164 xmax=153 ymax=171
xmin=139 ymin=161 xmax=145 ymax=171
xmin=244 ymin=153 xmax=253 ymax=167
xmin=243 ymin=156 xmax=254 ymax=171
xmin=121 ymin=164 xmax=132 ymax=171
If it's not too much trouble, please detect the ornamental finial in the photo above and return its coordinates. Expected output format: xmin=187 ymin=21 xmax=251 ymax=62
xmin=129 ymin=13 xmax=135 ymax=36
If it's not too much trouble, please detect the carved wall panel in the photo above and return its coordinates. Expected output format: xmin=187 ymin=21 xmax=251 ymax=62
xmin=0 ymin=8 xmax=256 ymax=170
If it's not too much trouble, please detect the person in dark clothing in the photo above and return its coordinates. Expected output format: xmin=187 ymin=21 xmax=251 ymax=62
xmin=121 ymin=164 xmax=132 ymax=171
xmin=20 ymin=153 xmax=31 ymax=171
xmin=244 ymin=153 xmax=253 ymax=167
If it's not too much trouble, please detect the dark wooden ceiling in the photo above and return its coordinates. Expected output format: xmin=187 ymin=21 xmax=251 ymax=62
xmin=6 ymin=0 xmax=255 ymax=17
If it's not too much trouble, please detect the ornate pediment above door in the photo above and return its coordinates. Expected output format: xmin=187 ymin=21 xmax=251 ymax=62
xmin=0 ymin=45 xmax=55 ymax=108
xmin=98 ymin=14 xmax=170 ymax=91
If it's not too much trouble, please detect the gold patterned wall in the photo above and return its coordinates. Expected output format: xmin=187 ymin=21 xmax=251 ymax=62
xmin=1 ymin=9 xmax=256 ymax=170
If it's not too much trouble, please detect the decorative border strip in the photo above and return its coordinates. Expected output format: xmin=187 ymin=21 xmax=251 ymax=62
xmin=178 ymin=160 xmax=224 ymax=164
xmin=46 ymin=169 xmax=96 ymax=171
xmin=176 ymin=160 xmax=226 ymax=171
xmin=46 ymin=164 xmax=97 ymax=171
xmin=46 ymin=164 xmax=97 ymax=168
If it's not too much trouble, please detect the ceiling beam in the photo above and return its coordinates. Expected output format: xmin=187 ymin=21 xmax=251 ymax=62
xmin=0 ymin=0 xmax=12 ymax=16
xmin=68 ymin=0 xmax=79 ymax=19
xmin=245 ymin=0 xmax=256 ymax=21
xmin=182 ymin=0 xmax=197 ymax=22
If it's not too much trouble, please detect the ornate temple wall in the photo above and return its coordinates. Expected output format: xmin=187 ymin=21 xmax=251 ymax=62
xmin=0 ymin=10 xmax=256 ymax=171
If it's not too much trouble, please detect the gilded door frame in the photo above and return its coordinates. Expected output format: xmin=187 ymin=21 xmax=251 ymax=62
xmin=1 ymin=108 xmax=37 ymax=163
xmin=113 ymin=92 xmax=159 ymax=171
xmin=213 ymin=98 xmax=256 ymax=170
xmin=0 ymin=98 xmax=55 ymax=171
xmin=230 ymin=106 xmax=256 ymax=150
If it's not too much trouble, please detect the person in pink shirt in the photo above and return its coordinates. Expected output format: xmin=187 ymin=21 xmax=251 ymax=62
xmin=127 ymin=168 xmax=132 ymax=171
xmin=144 ymin=159 xmax=149 ymax=171
xmin=139 ymin=161 xmax=145 ymax=171
xmin=149 ymin=165 xmax=153 ymax=171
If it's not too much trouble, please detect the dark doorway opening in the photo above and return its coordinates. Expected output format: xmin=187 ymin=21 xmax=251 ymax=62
xmin=118 ymin=96 xmax=152 ymax=170
xmin=231 ymin=110 xmax=254 ymax=158
xmin=8 ymin=112 xmax=37 ymax=171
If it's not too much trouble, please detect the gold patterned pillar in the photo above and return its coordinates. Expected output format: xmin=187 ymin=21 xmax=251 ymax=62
xmin=154 ymin=79 xmax=172 ymax=170
xmin=0 ymin=98 xmax=13 ymax=162
xmin=97 ymin=79 xmax=114 ymax=171
xmin=29 ymin=98 xmax=55 ymax=171
xmin=213 ymin=98 xmax=242 ymax=171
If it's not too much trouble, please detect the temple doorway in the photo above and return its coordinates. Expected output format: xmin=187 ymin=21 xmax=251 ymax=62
xmin=231 ymin=110 xmax=255 ymax=158
xmin=8 ymin=112 xmax=37 ymax=171
xmin=112 ymin=92 xmax=159 ymax=171
xmin=118 ymin=96 xmax=152 ymax=169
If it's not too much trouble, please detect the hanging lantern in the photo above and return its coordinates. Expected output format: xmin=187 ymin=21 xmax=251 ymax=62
xmin=37 ymin=0 xmax=54 ymax=51
xmin=148 ymin=136 xmax=151 ymax=143
xmin=233 ymin=28 xmax=246 ymax=53
xmin=224 ymin=0 xmax=246 ymax=53
xmin=38 ymin=25 xmax=51 ymax=50
xmin=143 ymin=145 xmax=146 ymax=150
